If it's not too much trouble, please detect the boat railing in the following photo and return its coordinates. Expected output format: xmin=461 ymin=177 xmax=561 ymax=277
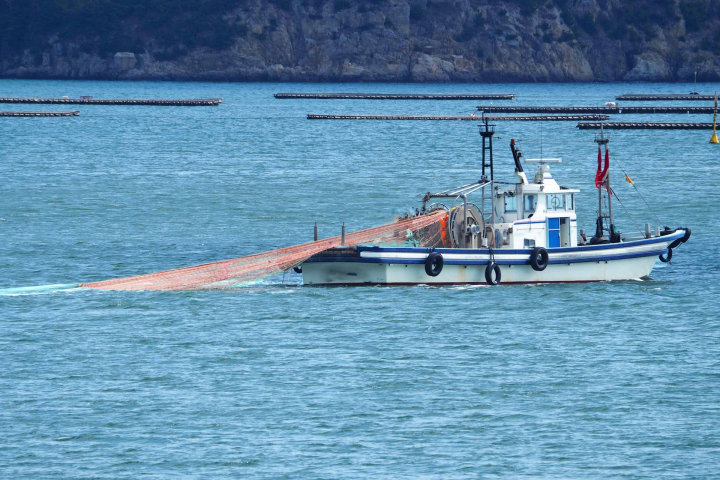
xmin=620 ymin=232 xmax=651 ymax=242
xmin=421 ymin=181 xmax=491 ymax=210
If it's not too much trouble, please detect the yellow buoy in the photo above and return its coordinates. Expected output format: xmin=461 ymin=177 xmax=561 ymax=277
xmin=712 ymin=95 xmax=719 ymax=144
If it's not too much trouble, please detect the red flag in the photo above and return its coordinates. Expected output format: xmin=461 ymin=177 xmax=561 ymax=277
xmin=601 ymin=147 xmax=610 ymax=182
xmin=594 ymin=146 xmax=602 ymax=188
xmin=601 ymin=148 xmax=612 ymax=194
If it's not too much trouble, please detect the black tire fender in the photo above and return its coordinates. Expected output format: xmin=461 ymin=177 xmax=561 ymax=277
xmin=485 ymin=262 xmax=501 ymax=285
xmin=529 ymin=247 xmax=549 ymax=271
xmin=670 ymin=227 xmax=692 ymax=249
xmin=425 ymin=252 xmax=444 ymax=277
xmin=659 ymin=247 xmax=673 ymax=263
xmin=293 ymin=265 xmax=302 ymax=274
xmin=681 ymin=227 xmax=691 ymax=243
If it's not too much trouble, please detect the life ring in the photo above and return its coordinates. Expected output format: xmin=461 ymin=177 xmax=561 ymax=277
xmin=485 ymin=262 xmax=501 ymax=285
xmin=659 ymin=247 xmax=673 ymax=263
xmin=425 ymin=252 xmax=444 ymax=276
xmin=293 ymin=265 xmax=302 ymax=274
xmin=529 ymin=247 xmax=549 ymax=271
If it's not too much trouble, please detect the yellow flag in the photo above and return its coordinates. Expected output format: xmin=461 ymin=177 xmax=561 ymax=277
xmin=625 ymin=174 xmax=634 ymax=185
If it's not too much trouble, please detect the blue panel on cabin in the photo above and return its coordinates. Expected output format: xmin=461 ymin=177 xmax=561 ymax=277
xmin=547 ymin=218 xmax=560 ymax=248
xmin=548 ymin=231 xmax=560 ymax=248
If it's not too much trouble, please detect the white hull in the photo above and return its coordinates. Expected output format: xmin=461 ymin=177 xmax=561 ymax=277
xmin=301 ymin=230 xmax=687 ymax=286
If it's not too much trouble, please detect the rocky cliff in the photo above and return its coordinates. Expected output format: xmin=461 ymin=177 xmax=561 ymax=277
xmin=1 ymin=0 xmax=718 ymax=82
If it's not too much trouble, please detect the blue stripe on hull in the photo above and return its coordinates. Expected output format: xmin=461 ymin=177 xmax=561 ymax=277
xmin=305 ymin=279 xmax=610 ymax=287
xmin=353 ymin=229 xmax=683 ymax=255
xmin=306 ymin=249 xmax=665 ymax=266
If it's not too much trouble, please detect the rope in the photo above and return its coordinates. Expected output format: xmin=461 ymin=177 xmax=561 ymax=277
xmin=611 ymin=191 xmax=645 ymax=236
xmin=610 ymin=155 xmax=665 ymax=226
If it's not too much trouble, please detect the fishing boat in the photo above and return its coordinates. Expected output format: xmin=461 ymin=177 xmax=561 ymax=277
xmin=299 ymin=123 xmax=690 ymax=285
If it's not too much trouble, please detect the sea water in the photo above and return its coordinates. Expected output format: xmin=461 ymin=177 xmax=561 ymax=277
xmin=1 ymin=79 xmax=718 ymax=478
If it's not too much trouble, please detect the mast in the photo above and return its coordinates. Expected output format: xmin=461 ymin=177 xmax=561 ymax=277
xmin=592 ymin=127 xmax=616 ymax=243
xmin=480 ymin=120 xmax=496 ymax=245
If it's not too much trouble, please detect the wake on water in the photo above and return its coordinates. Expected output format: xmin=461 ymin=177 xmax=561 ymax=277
xmin=0 ymin=281 xmax=301 ymax=296
xmin=0 ymin=283 xmax=82 ymax=296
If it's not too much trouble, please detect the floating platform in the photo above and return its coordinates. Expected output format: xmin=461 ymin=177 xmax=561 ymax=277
xmin=0 ymin=110 xmax=79 ymax=117
xmin=577 ymin=122 xmax=715 ymax=130
xmin=478 ymin=105 xmax=716 ymax=114
xmin=278 ymin=93 xmax=515 ymax=100
xmin=616 ymin=94 xmax=718 ymax=101
xmin=307 ymin=114 xmax=609 ymax=121
xmin=0 ymin=97 xmax=222 ymax=106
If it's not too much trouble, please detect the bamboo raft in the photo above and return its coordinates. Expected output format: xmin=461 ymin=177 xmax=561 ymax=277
xmin=0 ymin=97 xmax=222 ymax=106
xmin=278 ymin=93 xmax=516 ymax=100
xmin=0 ymin=111 xmax=79 ymax=117
xmin=577 ymin=122 xmax=715 ymax=130
xmin=307 ymin=114 xmax=610 ymax=121
xmin=477 ymin=105 xmax=717 ymax=114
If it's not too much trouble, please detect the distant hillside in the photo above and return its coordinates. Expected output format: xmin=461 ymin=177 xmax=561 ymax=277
xmin=1 ymin=0 xmax=718 ymax=81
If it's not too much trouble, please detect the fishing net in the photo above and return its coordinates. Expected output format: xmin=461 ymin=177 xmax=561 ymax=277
xmin=80 ymin=210 xmax=447 ymax=291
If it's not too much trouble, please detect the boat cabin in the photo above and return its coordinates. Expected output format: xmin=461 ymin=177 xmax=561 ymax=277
xmin=493 ymin=158 xmax=579 ymax=249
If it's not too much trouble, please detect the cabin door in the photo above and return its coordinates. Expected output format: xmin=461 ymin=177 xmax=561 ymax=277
xmin=559 ymin=217 xmax=570 ymax=247
xmin=547 ymin=218 xmax=561 ymax=248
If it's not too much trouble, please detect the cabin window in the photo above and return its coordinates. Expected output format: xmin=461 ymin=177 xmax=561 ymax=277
xmin=524 ymin=194 xmax=536 ymax=214
xmin=504 ymin=195 xmax=517 ymax=212
xmin=568 ymin=194 xmax=574 ymax=210
xmin=548 ymin=194 xmax=565 ymax=210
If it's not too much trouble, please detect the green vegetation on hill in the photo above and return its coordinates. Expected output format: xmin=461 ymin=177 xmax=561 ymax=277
xmin=0 ymin=0 xmax=718 ymax=80
xmin=0 ymin=0 xmax=244 ymax=57
xmin=2 ymin=0 xmax=718 ymax=58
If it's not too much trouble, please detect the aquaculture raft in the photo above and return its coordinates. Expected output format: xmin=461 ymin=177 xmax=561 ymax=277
xmin=577 ymin=122 xmax=715 ymax=130
xmin=307 ymin=114 xmax=610 ymax=121
xmin=616 ymin=94 xmax=718 ymax=101
xmin=0 ymin=97 xmax=222 ymax=106
xmin=1 ymin=111 xmax=79 ymax=117
xmin=276 ymin=93 xmax=516 ymax=100
xmin=478 ymin=105 xmax=717 ymax=114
